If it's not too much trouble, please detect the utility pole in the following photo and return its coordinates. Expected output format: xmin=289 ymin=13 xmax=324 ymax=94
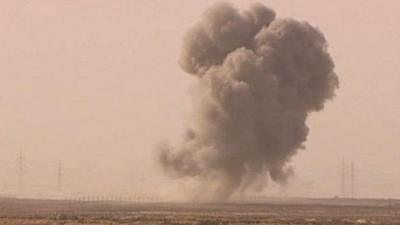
xmin=341 ymin=158 xmax=346 ymax=198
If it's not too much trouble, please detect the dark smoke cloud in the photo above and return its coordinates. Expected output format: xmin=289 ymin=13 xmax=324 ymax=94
xmin=158 ymin=2 xmax=339 ymax=201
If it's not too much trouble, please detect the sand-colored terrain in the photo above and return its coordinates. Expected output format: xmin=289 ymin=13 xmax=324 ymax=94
xmin=1 ymin=198 xmax=400 ymax=224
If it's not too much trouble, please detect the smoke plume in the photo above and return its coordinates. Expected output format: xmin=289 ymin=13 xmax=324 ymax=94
xmin=158 ymin=2 xmax=339 ymax=201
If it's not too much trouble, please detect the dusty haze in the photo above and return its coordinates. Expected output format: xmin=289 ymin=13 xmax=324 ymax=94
xmin=0 ymin=0 xmax=399 ymax=200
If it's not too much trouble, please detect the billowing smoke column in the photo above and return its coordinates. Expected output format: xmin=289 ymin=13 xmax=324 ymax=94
xmin=158 ymin=2 xmax=338 ymax=201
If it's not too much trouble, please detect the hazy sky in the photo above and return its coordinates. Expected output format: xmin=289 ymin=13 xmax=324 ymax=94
xmin=0 ymin=0 xmax=399 ymax=199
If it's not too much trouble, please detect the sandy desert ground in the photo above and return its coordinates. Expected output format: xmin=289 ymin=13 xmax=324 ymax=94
xmin=1 ymin=198 xmax=400 ymax=224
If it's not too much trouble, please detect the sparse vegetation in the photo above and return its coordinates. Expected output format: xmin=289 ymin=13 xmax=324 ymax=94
xmin=0 ymin=199 xmax=399 ymax=225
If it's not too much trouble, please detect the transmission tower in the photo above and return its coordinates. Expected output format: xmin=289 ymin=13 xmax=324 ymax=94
xmin=17 ymin=152 xmax=25 ymax=194
xmin=57 ymin=162 xmax=62 ymax=192
xmin=341 ymin=158 xmax=346 ymax=198
xmin=351 ymin=161 xmax=355 ymax=199
xmin=18 ymin=152 xmax=25 ymax=186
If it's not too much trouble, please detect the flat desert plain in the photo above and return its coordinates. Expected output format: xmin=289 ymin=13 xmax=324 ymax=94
xmin=1 ymin=198 xmax=400 ymax=224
